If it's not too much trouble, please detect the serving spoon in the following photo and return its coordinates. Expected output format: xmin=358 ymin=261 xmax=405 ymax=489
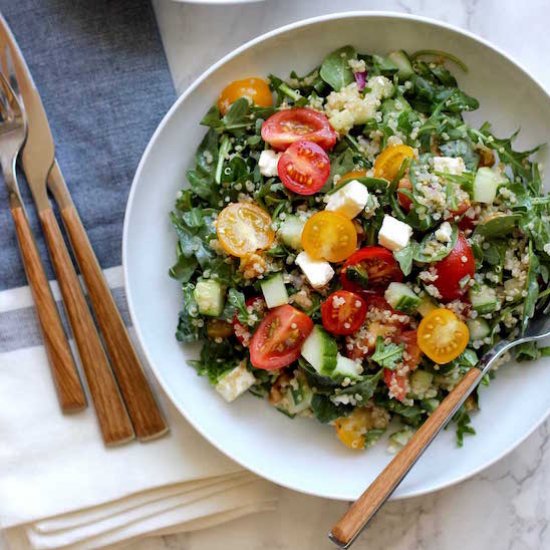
xmin=329 ymin=307 xmax=550 ymax=548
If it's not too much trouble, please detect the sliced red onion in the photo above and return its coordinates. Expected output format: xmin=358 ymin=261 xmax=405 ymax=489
xmin=354 ymin=71 xmax=367 ymax=91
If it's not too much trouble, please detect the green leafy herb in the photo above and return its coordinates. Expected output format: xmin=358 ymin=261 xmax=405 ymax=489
xmin=371 ymin=337 xmax=404 ymax=370
xmin=320 ymin=45 xmax=356 ymax=91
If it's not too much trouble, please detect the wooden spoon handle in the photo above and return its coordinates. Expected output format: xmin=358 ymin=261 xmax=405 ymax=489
xmin=330 ymin=367 xmax=482 ymax=548
xmin=59 ymin=202 xmax=168 ymax=441
xmin=10 ymin=203 xmax=87 ymax=413
xmin=39 ymin=207 xmax=135 ymax=446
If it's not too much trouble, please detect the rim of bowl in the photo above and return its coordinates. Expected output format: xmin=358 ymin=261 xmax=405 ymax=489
xmin=123 ymin=10 xmax=550 ymax=501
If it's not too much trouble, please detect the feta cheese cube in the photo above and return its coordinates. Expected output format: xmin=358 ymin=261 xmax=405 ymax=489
xmin=295 ymin=251 xmax=335 ymax=288
xmin=258 ymin=149 xmax=281 ymax=177
xmin=435 ymin=221 xmax=453 ymax=243
xmin=215 ymin=362 xmax=256 ymax=402
xmin=433 ymin=156 xmax=465 ymax=176
xmin=325 ymin=180 xmax=370 ymax=219
xmin=378 ymin=215 xmax=413 ymax=251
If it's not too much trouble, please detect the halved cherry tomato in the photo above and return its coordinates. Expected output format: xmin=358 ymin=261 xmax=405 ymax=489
xmin=418 ymin=308 xmax=469 ymax=363
xmin=383 ymin=330 xmax=422 ymax=402
xmin=340 ymin=169 xmax=368 ymax=183
xmin=249 ymin=304 xmax=313 ymax=370
xmin=217 ymin=77 xmax=273 ymax=115
xmin=207 ymin=319 xmax=233 ymax=339
xmin=373 ymin=145 xmax=415 ymax=181
xmin=345 ymin=296 xmax=409 ymax=360
xmin=301 ymin=211 xmax=357 ymax=262
xmin=397 ymin=177 xmax=413 ymax=211
xmin=277 ymin=140 xmax=330 ymax=195
xmin=433 ymin=233 xmax=475 ymax=301
xmin=321 ymin=290 xmax=367 ymax=336
xmin=341 ymin=246 xmax=403 ymax=293
xmin=335 ymin=408 xmax=371 ymax=450
xmin=445 ymin=200 xmax=476 ymax=231
xmin=216 ymin=202 xmax=275 ymax=258
xmin=261 ymin=108 xmax=338 ymax=151
xmin=232 ymin=297 xmax=267 ymax=347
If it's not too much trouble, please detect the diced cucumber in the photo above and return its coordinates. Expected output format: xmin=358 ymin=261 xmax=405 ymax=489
xmin=194 ymin=280 xmax=225 ymax=317
xmin=421 ymin=398 xmax=440 ymax=412
xmin=388 ymin=50 xmax=414 ymax=79
xmin=331 ymin=354 xmax=363 ymax=380
xmin=469 ymin=285 xmax=498 ymax=314
xmin=417 ymin=294 xmax=438 ymax=317
xmin=473 ymin=167 xmax=500 ymax=204
xmin=260 ymin=273 xmax=289 ymax=308
xmin=467 ymin=318 xmax=490 ymax=340
xmin=384 ymin=282 xmax=421 ymax=313
xmin=388 ymin=427 xmax=414 ymax=451
xmin=301 ymin=325 xmax=338 ymax=376
xmin=410 ymin=370 xmax=434 ymax=397
xmin=278 ymin=216 xmax=305 ymax=250
xmin=277 ymin=371 xmax=313 ymax=416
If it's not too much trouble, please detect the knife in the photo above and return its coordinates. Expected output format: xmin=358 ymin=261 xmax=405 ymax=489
xmin=0 ymin=15 xmax=168 ymax=441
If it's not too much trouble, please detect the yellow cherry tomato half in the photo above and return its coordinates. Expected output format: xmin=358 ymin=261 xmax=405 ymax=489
xmin=417 ymin=308 xmax=470 ymax=364
xmin=216 ymin=202 xmax=275 ymax=258
xmin=340 ymin=169 xmax=368 ymax=183
xmin=217 ymin=77 xmax=273 ymax=115
xmin=335 ymin=408 xmax=372 ymax=450
xmin=373 ymin=144 xmax=415 ymax=181
xmin=301 ymin=211 xmax=357 ymax=262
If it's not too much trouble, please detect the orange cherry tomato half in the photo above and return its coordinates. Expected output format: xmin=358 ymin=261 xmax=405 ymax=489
xmin=335 ymin=408 xmax=372 ymax=450
xmin=278 ymin=140 xmax=330 ymax=195
xmin=340 ymin=246 xmax=403 ymax=293
xmin=216 ymin=202 xmax=275 ymax=258
xmin=321 ymin=290 xmax=367 ymax=336
xmin=373 ymin=144 xmax=415 ymax=181
xmin=417 ymin=308 xmax=469 ymax=364
xmin=301 ymin=211 xmax=357 ymax=262
xmin=261 ymin=108 xmax=338 ymax=151
xmin=217 ymin=77 xmax=273 ymax=115
xmin=249 ymin=305 xmax=313 ymax=370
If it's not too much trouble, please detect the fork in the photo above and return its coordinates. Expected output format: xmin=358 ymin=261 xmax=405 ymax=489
xmin=0 ymin=49 xmax=135 ymax=446
xmin=329 ymin=312 xmax=550 ymax=548
xmin=0 ymin=73 xmax=86 ymax=412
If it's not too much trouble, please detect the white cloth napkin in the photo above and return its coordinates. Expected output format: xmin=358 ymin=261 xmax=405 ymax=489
xmin=0 ymin=268 xmax=277 ymax=549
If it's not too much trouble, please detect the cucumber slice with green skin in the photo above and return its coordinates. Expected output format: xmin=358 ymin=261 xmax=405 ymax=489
xmin=389 ymin=427 xmax=414 ymax=450
xmin=467 ymin=318 xmax=491 ymax=340
xmin=301 ymin=325 xmax=338 ymax=376
xmin=384 ymin=282 xmax=421 ymax=313
xmin=469 ymin=285 xmax=498 ymax=314
xmin=194 ymin=280 xmax=225 ymax=317
xmin=331 ymin=354 xmax=363 ymax=381
xmin=260 ymin=273 xmax=289 ymax=308
xmin=410 ymin=370 xmax=434 ymax=397
xmin=277 ymin=372 xmax=313 ymax=416
xmin=278 ymin=216 xmax=305 ymax=250
xmin=421 ymin=398 xmax=440 ymax=412
xmin=388 ymin=50 xmax=414 ymax=79
xmin=473 ymin=167 xmax=501 ymax=204
xmin=417 ymin=294 xmax=439 ymax=317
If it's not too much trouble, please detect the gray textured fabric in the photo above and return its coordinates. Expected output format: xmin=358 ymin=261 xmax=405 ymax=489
xmin=0 ymin=0 xmax=175 ymax=290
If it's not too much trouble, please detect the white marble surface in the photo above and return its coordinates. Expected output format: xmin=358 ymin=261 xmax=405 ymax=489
xmin=145 ymin=1 xmax=550 ymax=549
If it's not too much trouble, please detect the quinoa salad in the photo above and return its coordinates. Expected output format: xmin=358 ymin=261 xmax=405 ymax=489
xmin=169 ymin=46 xmax=550 ymax=451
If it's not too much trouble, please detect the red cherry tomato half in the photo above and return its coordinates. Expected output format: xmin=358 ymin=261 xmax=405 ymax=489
xmin=321 ymin=290 xmax=367 ymax=336
xmin=249 ymin=304 xmax=313 ymax=370
xmin=261 ymin=108 xmax=338 ymax=151
xmin=433 ymin=233 xmax=475 ymax=302
xmin=397 ymin=177 xmax=413 ymax=212
xmin=445 ymin=200 xmax=476 ymax=231
xmin=383 ymin=330 xmax=421 ymax=402
xmin=278 ymin=140 xmax=330 ymax=195
xmin=341 ymin=246 xmax=403 ymax=293
xmin=232 ymin=297 xmax=267 ymax=347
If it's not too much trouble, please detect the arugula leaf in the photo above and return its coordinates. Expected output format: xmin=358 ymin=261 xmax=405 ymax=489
xmin=227 ymin=289 xmax=249 ymax=324
xmin=393 ymin=244 xmax=417 ymax=276
xmin=414 ymin=224 xmax=458 ymax=263
xmin=176 ymin=284 xmax=203 ymax=343
xmin=188 ymin=339 xmax=241 ymax=384
xmin=169 ymin=255 xmax=198 ymax=283
xmin=371 ymin=337 xmax=404 ymax=370
xmin=320 ymin=45 xmax=356 ymax=91
xmin=310 ymin=394 xmax=352 ymax=423
xmin=453 ymin=406 xmax=476 ymax=447
xmin=337 ymin=370 xmax=383 ymax=402
xmin=522 ymin=242 xmax=539 ymax=334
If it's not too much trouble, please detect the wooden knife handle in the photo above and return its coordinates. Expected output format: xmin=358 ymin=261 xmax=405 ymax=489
xmin=10 ymin=204 xmax=86 ymax=413
xmin=39 ymin=208 xmax=135 ymax=446
xmin=330 ymin=367 xmax=481 ymax=548
xmin=60 ymin=204 xmax=168 ymax=440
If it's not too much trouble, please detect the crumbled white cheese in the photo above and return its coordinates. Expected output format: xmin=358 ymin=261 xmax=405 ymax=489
xmin=433 ymin=156 xmax=465 ymax=176
xmin=295 ymin=251 xmax=335 ymax=288
xmin=215 ymin=363 xmax=256 ymax=402
xmin=435 ymin=221 xmax=453 ymax=243
xmin=325 ymin=180 xmax=369 ymax=219
xmin=324 ymin=76 xmax=394 ymax=134
xmin=258 ymin=149 xmax=281 ymax=177
xmin=378 ymin=215 xmax=413 ymax=251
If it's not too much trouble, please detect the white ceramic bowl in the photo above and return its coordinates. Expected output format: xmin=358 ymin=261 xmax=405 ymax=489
xmin=124 ymin=12 xmax=550 ymax=501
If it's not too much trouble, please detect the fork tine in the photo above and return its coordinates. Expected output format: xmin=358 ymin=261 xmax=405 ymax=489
xmin=4 ymin=46 xmax=21 ymax=104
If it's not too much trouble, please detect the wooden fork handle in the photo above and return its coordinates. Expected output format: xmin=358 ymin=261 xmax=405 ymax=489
xmin=59 ymin=201 xmax=168 ymax=441
xmin=39 ymin=208 xmax=135 ymax=446
xmin=10 ymin=203 xmax=86 ymax=413
xmin=330 ymin=367 xmax=482 ymax=548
